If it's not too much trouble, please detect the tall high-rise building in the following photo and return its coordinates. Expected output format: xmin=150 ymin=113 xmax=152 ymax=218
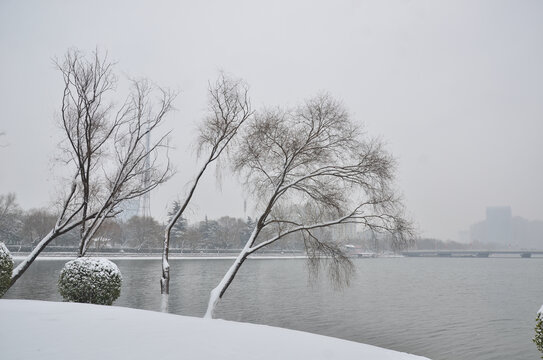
xmin=485 ymin=206 xmax=512 ymax=246
xmin=469 ymin=206 xmax=543 ymax=249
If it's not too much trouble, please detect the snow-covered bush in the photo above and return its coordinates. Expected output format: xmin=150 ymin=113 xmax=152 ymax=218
xmin=58 ymin=257 xmax=122 ymax=305
xmin=535 ymin=307 xmax=543 ymax=358
xmin=0 ymin=242 xmax=14 ymax=297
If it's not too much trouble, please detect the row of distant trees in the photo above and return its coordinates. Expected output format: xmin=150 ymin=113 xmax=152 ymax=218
xmin=0 ymin=194 xmax=310 ymax=252
xmin=2 ymin=192 xmax=418 ymax=254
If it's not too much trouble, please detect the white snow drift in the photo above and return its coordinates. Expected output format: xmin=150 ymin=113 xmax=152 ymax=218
xmin=0 ymin=300 xmax=430 ymax=360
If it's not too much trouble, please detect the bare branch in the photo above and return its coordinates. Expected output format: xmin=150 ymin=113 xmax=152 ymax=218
xmin=205 ymin=93 xmax=413 ymax=318
xmin=7 ymin=49 xmax=176 ymax=291
xmin=161 ymin=73 xmax=252 ymax=295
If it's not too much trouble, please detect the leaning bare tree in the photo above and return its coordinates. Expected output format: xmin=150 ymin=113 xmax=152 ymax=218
xmin=204 ymin=94 xmax=412 ymax=318
xmin=8 ymin=49 xmax=175 ymax=290
xmin=161 ymin=74 xmax=252 ymax=298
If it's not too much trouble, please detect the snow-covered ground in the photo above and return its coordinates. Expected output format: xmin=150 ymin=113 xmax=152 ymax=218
xmin=0 ymin=300 xmax=430 ymax=360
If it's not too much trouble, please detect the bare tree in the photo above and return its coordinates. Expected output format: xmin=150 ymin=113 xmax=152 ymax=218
xmin=8 ymin=49 xmax=175 ymax=290
xmin=216 ymin=216 xmax=246 ymax=249
xmin=204 ymin=94 xmax=412 ymax=318
xmin=160 ymin=74 xmax=252 ymax=297
xmin=56 ymin=49 xmax=116 ymax=255
xmin=20 ymin=208 xmax=57 ymax=246
xmin=0 ymin=193 xmax=23 ymax=245
xmin=122 ymin=215 xmax=164 ymax=250
xmin=56 ymin=50 xmax=175 ymax=257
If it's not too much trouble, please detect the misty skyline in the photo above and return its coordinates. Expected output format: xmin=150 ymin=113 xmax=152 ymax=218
xmin=1 ymin=0 xmax=542 ymax=241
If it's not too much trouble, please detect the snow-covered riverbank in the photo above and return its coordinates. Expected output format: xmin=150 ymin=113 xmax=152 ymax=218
xmin=0 ymin=300 xmax=430 ymax=360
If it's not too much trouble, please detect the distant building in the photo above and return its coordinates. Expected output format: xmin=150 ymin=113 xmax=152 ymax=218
xmin=469 ymin=206 xmax=543 ymax=249
xmin=469 ymin=220 xmax=487 ymax=244
xmin=511 ymin=217 xmax=543 ymax=249
xmin=485 ymin=206 xmax=512 ymax=246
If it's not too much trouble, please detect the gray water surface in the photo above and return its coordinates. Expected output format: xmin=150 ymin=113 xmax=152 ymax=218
xmin=4 ymin=257 xmax=542 ymax=360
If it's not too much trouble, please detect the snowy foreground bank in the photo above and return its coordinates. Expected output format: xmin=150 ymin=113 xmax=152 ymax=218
xmin=0 ymin=300 xmax=430 ymax=360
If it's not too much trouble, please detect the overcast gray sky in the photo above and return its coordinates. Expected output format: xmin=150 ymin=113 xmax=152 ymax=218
xmin=1 ymin=0 xmax=542 ymax=241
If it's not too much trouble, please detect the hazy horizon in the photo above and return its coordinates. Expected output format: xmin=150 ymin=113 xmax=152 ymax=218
xmin=1 ymin=0 xmax=542 ymax=241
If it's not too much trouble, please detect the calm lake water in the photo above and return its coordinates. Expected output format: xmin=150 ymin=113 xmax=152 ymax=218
xmin=4 ymin=257 xmax=543 ymax=360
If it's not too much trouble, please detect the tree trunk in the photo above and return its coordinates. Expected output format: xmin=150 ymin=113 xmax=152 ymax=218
xmin=161 ymin=160 xmax=211 ymax=295
xmin=160 ymin=245 xmax=170 ymax=295
xmin=204 ymin=227 xmax=258 ymax=319
xmin=204 ymin=249 xmax=251 ymax=319
xmin=79 ymin=209 xmax=110 ymax=257
xmin=160 ymin=293 xmax=169 ymax=313
xmin=10 ymin=229 xmax=58 ymax=288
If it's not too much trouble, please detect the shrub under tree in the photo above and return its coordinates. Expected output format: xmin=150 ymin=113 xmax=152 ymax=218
xmin=0 ymin=242 xmax=13 ymax=297
xmin=58 ymin=257 xmax=122 ymax=305
xmin=535 ymin=309 xmax=543 ymax=358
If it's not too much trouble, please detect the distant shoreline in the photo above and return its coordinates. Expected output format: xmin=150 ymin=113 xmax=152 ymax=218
xmin=10 ymin=252 xmax=310 ymax=261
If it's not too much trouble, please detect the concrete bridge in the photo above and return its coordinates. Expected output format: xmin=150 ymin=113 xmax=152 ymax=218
xmin=402 ymin=250 xmax=543 ymax=258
